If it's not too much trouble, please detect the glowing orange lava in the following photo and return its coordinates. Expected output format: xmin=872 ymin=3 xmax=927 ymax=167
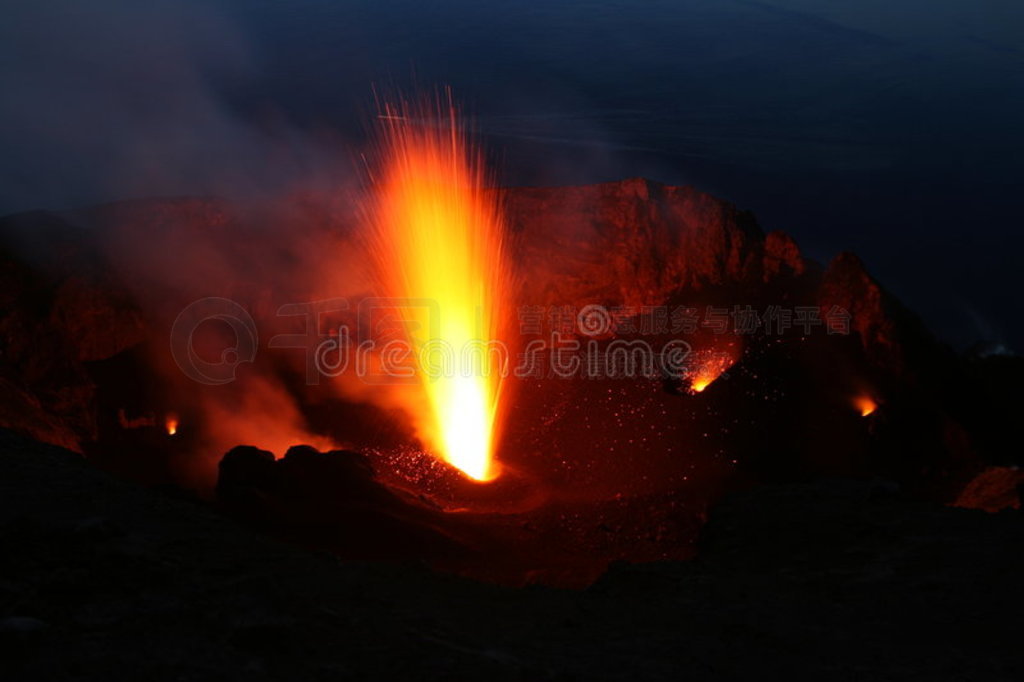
xmin=855 ymin=396 xmax=877 ymax=417
xmin=366 ymin=92 xmax=511 ymax=482
xmin=688 ymin=350 xmax=736 ymax=394
xmin=165 ymin=413 xmax=179 ymax=436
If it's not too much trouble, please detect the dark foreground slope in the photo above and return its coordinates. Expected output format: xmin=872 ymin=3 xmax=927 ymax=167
xmin=2 ymin=428 xmax=1021 ymax=681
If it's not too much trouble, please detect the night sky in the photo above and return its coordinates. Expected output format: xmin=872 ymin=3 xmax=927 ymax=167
xmin=2 ymin=1 xmax=1022 ymax=350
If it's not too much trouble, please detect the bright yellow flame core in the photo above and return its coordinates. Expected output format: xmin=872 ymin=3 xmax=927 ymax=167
xmin=691 ymin=379 xmax=712 ymax=394
xmin=368 ymin=98 xmax=510 ymax=481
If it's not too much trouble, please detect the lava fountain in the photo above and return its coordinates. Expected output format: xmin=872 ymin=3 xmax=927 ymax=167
xmin=687 ymin=346 xmax=739 ymax=394
xmin=365 ymin=93 xmax=513 ymax=482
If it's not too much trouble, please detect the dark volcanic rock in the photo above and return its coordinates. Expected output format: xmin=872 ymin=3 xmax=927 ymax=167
xmin=216 ymin=443 xmax=467 ymax=562
xmin=816 ymin=251 xmax=953 ymax=380
xmin=505 ymin=178 xmax=770 ymax=307
xmin=819 ymin=252 xmax=900 ymax=366
xmin=761 ymin=229 xmax=805 ymax=281
xmin=3 ymin=429 xmax=1023 ymax=681
xmin=0 ymin=210 xmax=146 ymax=449
xmin=954 ymin=466 xmax=1024 ymax=512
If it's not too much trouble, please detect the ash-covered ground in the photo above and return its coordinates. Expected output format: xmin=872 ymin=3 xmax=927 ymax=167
xmin=3 ymin=427 xmax=1021 ymax=681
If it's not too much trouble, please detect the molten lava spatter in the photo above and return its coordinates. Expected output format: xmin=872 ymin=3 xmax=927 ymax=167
xmin=366 ymin=92 xmax=511 ymax=482
xmin=687 ymin=349 xmax=737 ymax=394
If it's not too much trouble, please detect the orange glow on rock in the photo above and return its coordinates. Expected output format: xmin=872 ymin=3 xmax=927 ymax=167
xmin=854 ymin=396 xmax=877 ymax=417
xmin=365 ymin=91 xmax=512 ymax=482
